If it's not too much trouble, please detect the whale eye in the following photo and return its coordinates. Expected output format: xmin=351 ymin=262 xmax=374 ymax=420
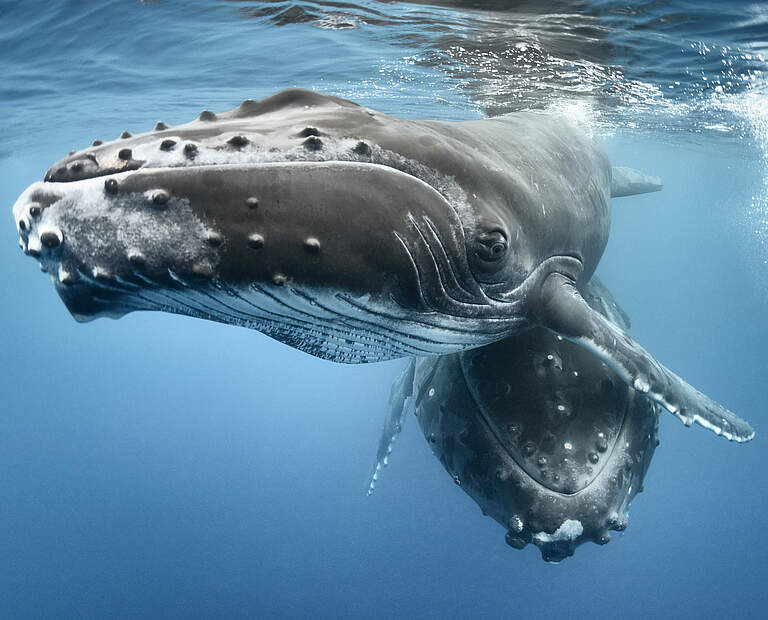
xmin=474 ymin=229 xmax=508 ymax=263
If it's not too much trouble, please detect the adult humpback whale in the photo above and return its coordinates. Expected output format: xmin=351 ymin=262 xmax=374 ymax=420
xmin=368 ymin=278 xmax=658 ymax=562
xmin=11 ymin=89 xmax=754 ymax=443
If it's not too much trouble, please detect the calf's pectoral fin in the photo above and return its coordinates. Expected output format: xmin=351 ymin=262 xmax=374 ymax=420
xmin=535 ymin=272 xmax=755 ymax=443
xmin=366 ymin=358 xmax=416 ymax=496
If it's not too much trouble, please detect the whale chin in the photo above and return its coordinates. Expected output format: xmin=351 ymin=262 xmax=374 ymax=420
xmin=53 ymin=279 xmax=135 ymax=323
xmin=70 ymin=310 xmax=127 ymax=324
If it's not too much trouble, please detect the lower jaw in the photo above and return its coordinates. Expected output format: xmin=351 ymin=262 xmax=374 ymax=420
xmin=56 ymin=275 xmax=496 ymax=362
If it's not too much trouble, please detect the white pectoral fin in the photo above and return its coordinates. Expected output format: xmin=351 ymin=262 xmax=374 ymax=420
xmin=539 ymin=273 xmax=755 ymax=443
xmin=366 ymin=358 xmax=416 ymax=496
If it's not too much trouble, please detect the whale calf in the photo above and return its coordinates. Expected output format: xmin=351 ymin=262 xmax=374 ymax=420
xmin=11 ymin=89 xmax=753 ymax=442
xmin=369 ymin=278 xmax=657 ymax=562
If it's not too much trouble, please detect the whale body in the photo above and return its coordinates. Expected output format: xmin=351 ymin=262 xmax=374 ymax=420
xmin=10 ymin=89 xmax=753 ymax=443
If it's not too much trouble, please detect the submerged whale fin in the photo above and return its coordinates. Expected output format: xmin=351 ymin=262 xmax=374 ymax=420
xmin=537 ymin=270 xmax=755 ymax=442
xmin=611 ymin=166 xmax=663 ymax=198
xmin=582 ymin=276 xmax=631 ymax=331
xmin=366 ymin=358 xmax=416 ymax=496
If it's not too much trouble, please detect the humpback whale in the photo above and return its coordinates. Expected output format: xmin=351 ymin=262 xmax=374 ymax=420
xmin=11 ymin=89 xmax=753 ymax=443
xmin=368 ymin=278 xmax=658 ymax=562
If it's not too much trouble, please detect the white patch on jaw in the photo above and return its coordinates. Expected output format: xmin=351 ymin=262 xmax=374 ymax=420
xmin=533 ymin=519 xmax=583 ymax=544
xmin=13 ymin=176 xmax=221 ymax=285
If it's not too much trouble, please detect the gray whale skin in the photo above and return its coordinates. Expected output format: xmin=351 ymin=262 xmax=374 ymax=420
xmin=11 ymin=88 xmax=754 ymax=560
xmin=11 ymin=88 xmax=752 ymax=444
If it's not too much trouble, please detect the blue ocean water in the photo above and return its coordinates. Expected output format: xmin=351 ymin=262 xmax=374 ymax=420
xmin=0 ymin=0 xmax=767 ymax=617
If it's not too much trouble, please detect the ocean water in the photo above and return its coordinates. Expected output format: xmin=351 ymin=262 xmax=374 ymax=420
xmin=1 ymin=0 xmax=767 ymax=617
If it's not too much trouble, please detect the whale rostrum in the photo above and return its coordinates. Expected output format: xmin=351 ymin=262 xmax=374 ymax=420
xmin=11 ymin=89 xmax=754 ymax=443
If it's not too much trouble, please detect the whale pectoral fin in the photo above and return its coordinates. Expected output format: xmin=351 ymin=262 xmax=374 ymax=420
xmin=611 ymin=166 xmax=663 ymax=198
xmin=583 ymin=276 xmax=631 ymax=331
xmin=537 ymin=273 xmax=755 ymax=443
xmin=366 ymin=358 xmax=416 ymax=496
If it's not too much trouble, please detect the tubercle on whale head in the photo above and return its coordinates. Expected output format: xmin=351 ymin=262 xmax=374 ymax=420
xmin=44 ymin=149 xmax=145 ymax=183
